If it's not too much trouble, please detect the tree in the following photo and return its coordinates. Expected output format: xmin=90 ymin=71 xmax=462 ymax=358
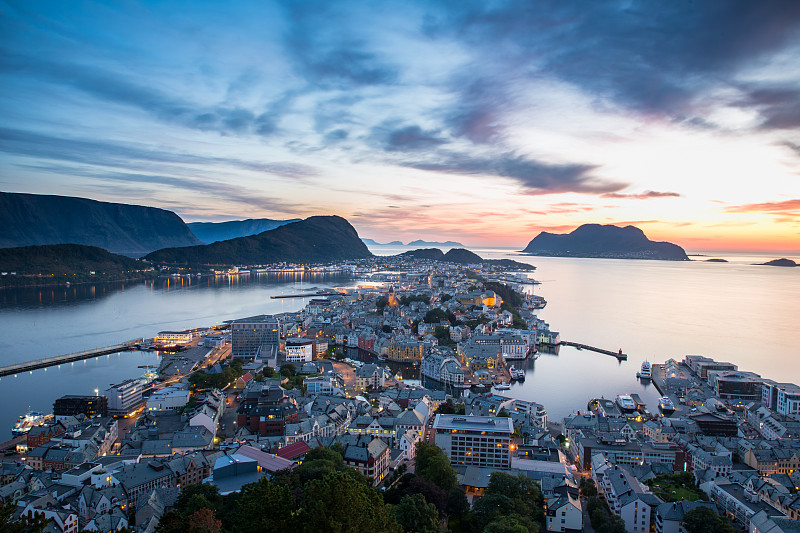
xmin=0 ymin=502 xmax=49 ymax=533
xmin=391 ymin=494 xmax=439 ymax=533
xmin=280 ymin=363 xmax=296 ymax=377
xmin=299 ymin=471 xmax=400 ymax=533
xmin=579 ymin=477 xmax=598 ymax=498
xmin=262 ymin=366 xmax=276 ymax=377
xmin=682 ymin=506 xmax=737 ymax=533
xmin=187 ymin=508 xmax=221 ymax=533
xmin=415 ymin=442 xmax=457 ymax=492
xmin=174 ymin=483 xmax=223 ymax=515
xmin=472 ymin=472 xmax=545 ymax=532
xmin=597 ymin=514 xmax=626 ymax=533
xmin=234 ymin=477 xmax=296 ymax=533
xmin=484 ymin=514 xmax=537 ymax=533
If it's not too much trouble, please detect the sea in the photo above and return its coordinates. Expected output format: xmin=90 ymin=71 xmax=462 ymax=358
xmin=1 ymin=247 xmax=798 ymax=438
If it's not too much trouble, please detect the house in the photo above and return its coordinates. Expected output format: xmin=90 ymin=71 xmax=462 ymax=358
xmin=355 ymin=364 xmax=385 ymax=391
xmin=654 ymin=501 xmax=717 ymax=533
xmin=546 ymin=483 xmax=583 ymax=533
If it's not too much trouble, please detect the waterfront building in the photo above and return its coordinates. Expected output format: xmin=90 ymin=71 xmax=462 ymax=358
xmin=53 ymin=395 xmax=108 ymax=420
xmin=706 ymin=370 xmax=763 ymax=402
xmin=106 ymin=378 xmax=147 ymax=416
xmin=386 ymin=337 xmax=429 ymax=362
xmin=683 ymin=355 xmax=737 ymax=379
xmin=146 ymin=386 xmax=190 ymax=415
xmin=285 ymin=337 xmax=314 ymax=363
xmin=761 ymin=380 xmax=800 ymax=417
xmin=226 ymin=315 xmax=280 ymax=360
xmin=432 ymin=414 xmax=514 ymax=469
xmin=154 ymin=331 xmax=192 ymax=346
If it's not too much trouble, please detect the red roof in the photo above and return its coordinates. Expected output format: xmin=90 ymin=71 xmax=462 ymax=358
xmin=276 ymin=440 xmax=312 ymax=460
xmin=239 ymin=372 xmax=253 ymax=383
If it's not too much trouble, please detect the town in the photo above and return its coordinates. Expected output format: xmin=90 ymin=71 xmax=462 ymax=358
xmin=1 ymin=257 xmax=799 ymax=533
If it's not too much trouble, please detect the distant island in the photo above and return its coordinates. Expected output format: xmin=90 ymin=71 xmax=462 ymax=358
xmin=398 ymin=248 xmax=535 ymax=271
xmin=146 ymin=216 xmax=373 ymax=266
xmin=705 ymin=258 xmax=728 ymax=262
xmin=758 ymin=258 xmax=798 ymax=267
xmin=408 ymin=239 xmax=465 ymax=247
xmin=0 ymin=191 xmax=201 ymax=255
xmin=522 ymin=224 xmax=689 ymax=261
xmin=188 ymin=218 xmax=300 ymax=244
xmin=361 ymin=238 xmax=404 ymax=246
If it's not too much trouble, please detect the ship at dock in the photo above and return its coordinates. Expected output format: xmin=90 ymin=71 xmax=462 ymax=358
xmin=658 ymin=397 xmax=676 ymax=416
xmin=12 ymin=411 xmax=48 ymax=436
xmin=637 ymin=361 xmax=652 ymax=380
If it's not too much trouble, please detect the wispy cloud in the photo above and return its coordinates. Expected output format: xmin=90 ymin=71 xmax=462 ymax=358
xmin=725 ymin=199 xmax=800 ymax=217
xmin=602 ymin=190 xmax=681 ymax=199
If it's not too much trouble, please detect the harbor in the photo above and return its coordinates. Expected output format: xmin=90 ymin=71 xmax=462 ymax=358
xmin=0 ymin=339 xmax=145 ymax=378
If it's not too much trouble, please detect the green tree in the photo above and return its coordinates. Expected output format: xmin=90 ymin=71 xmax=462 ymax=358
xmin=234 ymin=477 xmax=296 ymax=533
xmin=263 ymin=366 xmax=276 ymax=377
xmin=682 ymin=506 xmax=737 ymax=533
xmin=391 ymin=493 xmax=439 ymax=533
xmin=472 ymin=472 xmax=545 ymax=531
xmin=280 ymin=363 xmax=296 ymax=377
xmin=597 ymin=514 xmax=627 ymax=533
xmin=174 ymin=483 xmax=223 ymax=514
xmin=300 ymin=471 xmax=400 ymax=533
xmin=415 ymin=441 xmax=457 ymax=492
xmin=579 ymin=477 xmax=598 ymax=498
xmin=484 ymin=514 xmax=537 ymax=533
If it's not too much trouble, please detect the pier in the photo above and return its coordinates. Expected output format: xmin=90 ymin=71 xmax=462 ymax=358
xmin=270 ymin=290 xmax=340 ymax=299
xmin=0 ymin=339 xmax=145 ymax=378
xmin=559 ymin=341 xmax=627 ymax=360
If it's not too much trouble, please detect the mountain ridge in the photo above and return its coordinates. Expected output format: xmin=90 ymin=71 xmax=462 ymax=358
xmin=0 ymin=192 xmax=202 ymax=254
xmin=188 ymin=218 xmax=300 ymax=244
xmin=146 ymin=215 xmax=372 ymax=265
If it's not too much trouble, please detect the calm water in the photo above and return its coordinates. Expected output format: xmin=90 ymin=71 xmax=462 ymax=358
xmin=1 ymin=251 xmax=798 ymax=436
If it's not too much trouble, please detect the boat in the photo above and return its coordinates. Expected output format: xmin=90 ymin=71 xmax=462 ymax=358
xmin=12 ymin=411 xmax=47 ymax=436
xmin=658 ymin=397 xmax=676 ymax=416
xmin=495 ymin=383 xmax=511 ymax=391
xmin=509 ymin=366 xmax=525 ymax=380
xmin=615 ymin=394 xmax=636 ymax=413
xmin=637 ymin=361 xmax=652 ymax=380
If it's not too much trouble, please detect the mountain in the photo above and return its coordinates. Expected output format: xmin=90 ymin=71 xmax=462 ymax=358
xmin=397 ymin=248 xmax=535 ymax=270
xmin=399 ymin=248 xmax=445 ymax=260
xmin=145 ymin=216 xmax=372 ymax=265
xmin=758 ymin=258 xmax=798 ymax=267
xmin=0 ymin=243 xmax=142 ymax=275
xmin=188 ymin=218 xmax=300 ymax=244
xmin=522 ymin=224 xmax=688 ymax=261
xmin=408 ymin=239 xmax=465 ymax=247
xmin=361 ymin=238 xmax=404 ymax=246
xmin=0 ymin=192 xmax=202 ymax=255
xmin=443 ymin=248 xmax=483 ymax=263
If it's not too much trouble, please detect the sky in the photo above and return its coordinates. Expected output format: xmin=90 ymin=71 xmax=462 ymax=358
xmin=1 ymin=1 xmax=799 ymax=252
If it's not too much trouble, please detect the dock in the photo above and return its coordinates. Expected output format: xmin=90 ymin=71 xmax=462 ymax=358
xmin=0 ymin=339 xmax=145 ymax=378
xmin=559 ymin=341 xmax=627 ymax=360
xmin=270 ymin=290 xmax=340 ymax=299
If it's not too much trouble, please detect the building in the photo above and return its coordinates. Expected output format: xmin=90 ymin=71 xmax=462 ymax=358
xmin=762 ymin=380 xmax=800 ymax=417
xmin=546 ymin=484 xmax=583 ymax=533
xmin=386 ymin=337 xmax=427 ymax=362
xmin=684 ymin=355 xmax=738 ymax=378
xmin=707 ymin=370 xmax=763 ymax=402
xmin=53 ymin=395 xmax=108 ymax=419
xmin=106 ymin=378 xmax=147 ymax=416
xmin=598 ymin=464 xmax=661 ymax=533
xmin=145 ymin=386 xmax=190 ymax=415
xmin=154 ymin=331 xmax=193 ymax=346
xmin=285 ymin=337 xmax=314 ymax=363
xmin=432 ymin=414 xmax=514 ymax=469
xmin=226 ymin=315 xmax=280 ymax=360
xmin=356 ymin=364 xmax=385 ymax=391
xmin=654 ymin=501 xmax=717 ymax=533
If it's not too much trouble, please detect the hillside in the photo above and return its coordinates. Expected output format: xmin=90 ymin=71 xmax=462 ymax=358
xmin=758 ymin=258 xmax=798 ymax=267
xmin=146 ymin=215 xmax=373 ymax=265
xmin=188 ymin=218 xmax=300 ymax=244
xmin=523 ymin=224 xmax=688 ymax=261
xmin=0 ymin=192 xmax=202 ymax=254
xmin=408 ymin=239 xmax=464 ymax=247
xmin=396 ymin=248 xmax=535 ymax=270
xmin=0 ymin=244 xmax=150 ymax=286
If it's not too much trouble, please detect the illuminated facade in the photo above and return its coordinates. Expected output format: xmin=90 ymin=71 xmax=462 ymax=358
xmin=227 ymin=315 xmax=280 ymax=360
xmin=432 ymin=414 xmax=513 ymax=469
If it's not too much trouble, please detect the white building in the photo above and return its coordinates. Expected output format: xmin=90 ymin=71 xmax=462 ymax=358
xmin=106 ymin=378 xmax=147 ymax=416
xmin=285 ymin=338 xmax=314 ymax=362
xmin=145 ymin=385 xmax=190 ymax=415
xmin=546 ymin=487 xmax=583 ymax=532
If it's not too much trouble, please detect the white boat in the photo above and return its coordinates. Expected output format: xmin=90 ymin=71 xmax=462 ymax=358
xmin=637 ymin=361 xmax=652 ymax=380
xmin=495 ymin=384 xmax=511 ymax=391
xmin=12 ymin=411 xmax=47 ymax=436
xmin=615 ymin=394 xmax=636 ymax=413
xmin=509 ymin=366 xmax=525 ymax=380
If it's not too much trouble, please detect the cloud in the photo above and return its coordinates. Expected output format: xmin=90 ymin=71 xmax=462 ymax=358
xmin=0 ymin=127 xmax=318 ymax=180
xmin=376 ymin=124 xmax=447 ymax=152
xmin=406 ymin=152 xmax=626 ymax=195
xmin=602 ymin=190 xmax=681 ymax=199
xmin=0 ymin=50 xmax=291 ymax=138
xmin=725 ymin=199 xmax=800 ymax=217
